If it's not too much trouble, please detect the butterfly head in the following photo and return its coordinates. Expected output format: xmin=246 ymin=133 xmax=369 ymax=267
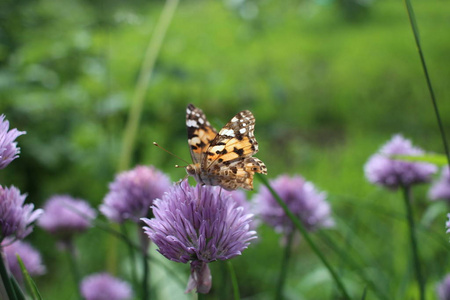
xmin=186 ymin=163 xmax=203 ymax=185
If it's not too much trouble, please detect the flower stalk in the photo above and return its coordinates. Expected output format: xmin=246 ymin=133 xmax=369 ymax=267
xmin=274 ymin=230 xmax=294 ymax=300
xmin=401 ymin=185 xmax=425 ymax=300
xmin=256 ymin=173 xmax=351 ymax=300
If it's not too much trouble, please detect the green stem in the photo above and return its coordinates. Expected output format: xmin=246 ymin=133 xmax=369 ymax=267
xmin=274 ymin=230 xmax=294 ymax=300
xmin=0 ymin=249 xmax=18 ymax=300
xmin=256 ymin=173 xmax=351 ymax=300
xmin=198 ymin=292 xmax=206 ymax=300
xmin=403 ymin=0 xmax=450 ymax=166
xmin=401 ymin=185 xmax=425 ymax=300
xmin=66 ymin=240 xmax=82 ymax=300
xmin=118 ymin=0 xmax=180 ymax=172
xmin=120 ymin=224 xmax=138 ymax=290
xmin=226 ymin=261 xmax=240 ymax=300
xmin=140 ymin=227 xmax=150 ymax=300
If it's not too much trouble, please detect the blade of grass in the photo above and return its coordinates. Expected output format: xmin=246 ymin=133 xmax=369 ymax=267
xmin=16 ymin=255 xmax=42 ymax=300
xmin=401 ymin=185 xmax=425 ymax=300
xmin=403 ymin=0 xmax=450 ymax=167
xmin=118 ymin=0 xmax=179 ymax=172
xmin=274 ymin=230 xmax=294 ymax=300
xmin=226 ymin=261 xmax=240 ymax=300
xmin=9 ymin=276 xmax=25 ymax=300
xmin=0 ymin=252 xmax=18 ymax=300
xmin=256 ymin=174 xmax=351 ymax=300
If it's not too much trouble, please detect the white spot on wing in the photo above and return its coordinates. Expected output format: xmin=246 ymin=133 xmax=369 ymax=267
xmin=239 ymin=128 xmax=246 ymax=134
xmin=222 ymin=129 xmax=235 ymax=136
xmin=187 ymin=119 xmax=199 ymax=128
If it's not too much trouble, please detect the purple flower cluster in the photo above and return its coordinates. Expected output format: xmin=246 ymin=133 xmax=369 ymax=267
xmin=2 ymin=239 xmax=46 ymax=282
xmin=254 ymin=174 xmax=334 ymax=234
xmin=364 ymin=134 xmax=437 ymax=189
xmin=38 ymin=195 xmax=96 ymax=239
xmin=0 ymin=115 xmax=25 ymax=169
xmin=142 ymin=180 xmax=256 ymax=293
xmin=100 ymin=165 xmax=171 ymax=223
xmin=429 ymin=167 xmax=450 ymax=201
xmin=0 ymin=185 xmax=43 ymax=241
xmin=80 ymin=272 xmax=133 ymax=300
xmin=437 ymin=274 xmax=450 ymax=300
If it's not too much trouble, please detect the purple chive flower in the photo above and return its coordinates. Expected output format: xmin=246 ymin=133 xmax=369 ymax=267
xmin=429 ymin=167 xmax=450 ymax=201
xmin=38 ymin=195 xmax=96 ymax=239
xmin=80 ymin=272 xmax=133 ymax=300
xmin=0 ymin=185 xmax=43 ymax=241
xmin=2 ymin=239 xmax=46 ymax=283
xmin=254 ymin=174 xmax=334 ymax=234
xmin=100 ymin=165 xmax=171 ymax=223
xmin=437 ymin=274 xmax=450 ymax=300
xmin=142 ymin=180 xmax=256 ymax=294
xmin=0 ymin=115 xmax=26 ymax=169
xmin=364 ymin=134 xmax=437 ymax=189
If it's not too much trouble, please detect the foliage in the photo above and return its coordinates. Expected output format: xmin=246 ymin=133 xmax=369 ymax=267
xmin=1 ymin=0 xmax=450 ymax=299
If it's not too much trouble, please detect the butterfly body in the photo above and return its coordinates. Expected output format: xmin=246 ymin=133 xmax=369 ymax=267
xmin=185 ymin=104 xmax=267 ymax=190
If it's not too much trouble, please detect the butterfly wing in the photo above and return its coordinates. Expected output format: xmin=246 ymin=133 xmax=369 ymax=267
xmin=203 ymin=110 xmax=260 ymax=168
xmin=186 ymin=104 xmax=218 ymax=164
xmin=203 ymin=110 xmax=267 ymax=190
xmin=213 ymin=157 xmax=268 ymax=190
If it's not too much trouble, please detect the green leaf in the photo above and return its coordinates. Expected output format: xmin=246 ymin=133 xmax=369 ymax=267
xmin=16 ymin=254 xmax=42 ymax=300
xmin=391 ymin=154 xmax=448 ymax=166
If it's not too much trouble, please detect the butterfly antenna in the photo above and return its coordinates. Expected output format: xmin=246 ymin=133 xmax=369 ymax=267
xmin=153 ymin=142 xmax=190 ymax=166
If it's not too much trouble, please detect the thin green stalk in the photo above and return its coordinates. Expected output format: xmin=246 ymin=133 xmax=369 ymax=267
xmin=0 ymin=250 xmax=17 ymax=300
xmin=120 ymin=224 xmax=138 ymax=290
xmin=198 ymin=292 xmax=206 ymax=300
xmin=274 ymin=230 xmax=294 ymax=300
xmin=92 ymin=218 xmax=186 ymax=287
xmin=256 ymin=174 xmax=351 ymax=300
xmin=226 ymin=261 xmax=240 ymax=300
xmin=66 ymin=240 xmax=82 ymax=300
xmin=118 ymin=0 xmax=180 ymax=172
xmin=403 ymin=0 xmax=450 ymax=166
xmin=401 ymin=185 xmax=425 ymax=300
xmin=141 ymin=237 xmax=150 ymax=300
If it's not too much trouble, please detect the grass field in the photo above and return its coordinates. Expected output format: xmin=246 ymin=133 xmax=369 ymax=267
xmin=1 ymin=0 xmax=450 ymax=299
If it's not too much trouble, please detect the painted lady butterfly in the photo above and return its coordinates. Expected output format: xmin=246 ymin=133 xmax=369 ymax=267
xmin=185 ymin=104 xmax=267 ymax=190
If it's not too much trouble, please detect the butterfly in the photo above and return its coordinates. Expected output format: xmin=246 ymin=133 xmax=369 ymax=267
xmin=185 ymin=104 xmax=267 ymax=190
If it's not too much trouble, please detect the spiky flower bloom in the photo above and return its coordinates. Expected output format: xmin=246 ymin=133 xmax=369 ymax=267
xmin=0 ymin=185 xmax=42 ymax=241
xmin=38 ymin=195 xmax=96 ymax=240
xmin=2 ymin=239 xmax=46 ymax=283
xmin=142 ymin=181 xmax=256 ymax=294
xmin=254 ymin=174 xmax=334 ymax=234
xmin=100 ymin=165 xmax=171 ymax=223
xmin=80 ymin=272 xmax=133 ymax=300
xmin=429 ymin=167 xmax=450 ymax=201
xmin=437 ymin=274 xmax=450 ymax=300
xmin=364 ymin=134 xmax=437 ymax=189
xmin=0 ymin=115 xmax=25 ymax=169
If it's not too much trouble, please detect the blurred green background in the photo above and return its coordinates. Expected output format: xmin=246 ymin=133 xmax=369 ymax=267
xmin=1 ymin=0 xmax=450 ymax=298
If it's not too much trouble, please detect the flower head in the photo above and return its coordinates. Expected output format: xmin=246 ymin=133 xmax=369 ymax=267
xmin=0 ymin=115 xmax=26 ymax=169
xmin=100 ymin=165 xmax=171 ymax=223
xmin=38 ymin=195 xmax=96 ymax=239
xmin=0 ymin=185 xmax=42 ymax=241
xmin=429 ymin=166 xmax=450 ymax=201
xmin=364 ymin=134 xmax=437 ymax=189
xmin=437 ymin=274 xmax=450 ymax=300
xmin=254 ymin=174 xmax=334 ymax=234
xmin=80 ymin=272 xmax=133 ymax=300
xmin=2 ymin=239 xmax=46 ymax=283
xmin=142 ymin=180 xmax=256 ymax=293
